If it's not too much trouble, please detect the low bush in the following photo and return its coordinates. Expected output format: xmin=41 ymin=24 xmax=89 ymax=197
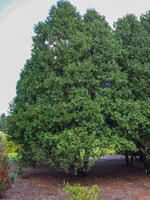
xmin=65 ymin=183 xmax=103 ymax=200
xmin=1 ymin=133 xmax=20 ymax=154
xmin=0 ymin=136 xmax=16 ymax=197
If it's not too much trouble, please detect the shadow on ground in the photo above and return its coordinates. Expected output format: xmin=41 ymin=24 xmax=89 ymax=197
xmin=3 ymin=154 xmax=150 ymax=200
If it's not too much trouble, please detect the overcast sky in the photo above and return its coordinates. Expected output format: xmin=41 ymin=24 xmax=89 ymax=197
xmin=0 ymin=0 xmax=150 ymax=115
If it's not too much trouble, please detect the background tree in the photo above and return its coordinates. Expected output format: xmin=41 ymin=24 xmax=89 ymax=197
xmin=140 ymin=10 xmax=150 ymax=33
xmin=0 ymin=113 xmax=7 ymax=132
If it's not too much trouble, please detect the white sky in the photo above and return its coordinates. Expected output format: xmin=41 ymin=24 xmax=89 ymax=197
xmin=0 ymin=0 xmax=150 ymax=115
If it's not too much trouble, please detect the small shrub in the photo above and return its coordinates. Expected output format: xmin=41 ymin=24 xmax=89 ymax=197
xmin=65 ymin=183 xmax=103 ymax=200
xmin=2 ymin=134 xmax=20 ymax=154
xmin=0 ymin=136 xmax=16 ymax=197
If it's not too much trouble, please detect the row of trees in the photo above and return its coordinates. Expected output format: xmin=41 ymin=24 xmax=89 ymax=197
xmin=7 ymin=1 xmax=150 ymax=173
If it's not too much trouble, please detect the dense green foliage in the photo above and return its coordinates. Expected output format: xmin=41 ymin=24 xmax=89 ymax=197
xmin=7 ymin=0 xmax=150 ymax=173
xmin=65 ymin=183 xmax=102 ymax=200
xmin=0 ymin=113 xmax=7 ymax=132
xmin=2 ymin=134 xmax=20 ymax=154
xmin=114 ymin=14 xmax=150 ymax=152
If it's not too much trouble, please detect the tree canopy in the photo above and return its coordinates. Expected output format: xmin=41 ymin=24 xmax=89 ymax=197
xmin=7 ymin=1 xmax=150 ymax=173
xmin=114 ymin=14 xmax=150 ymax=150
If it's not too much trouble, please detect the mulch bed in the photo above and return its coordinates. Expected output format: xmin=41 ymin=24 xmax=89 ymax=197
xmin=2 ymin=154 xmax=150 ymax=200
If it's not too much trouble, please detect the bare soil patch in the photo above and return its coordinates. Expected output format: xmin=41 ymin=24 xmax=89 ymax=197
xmin=2 ymin=154 xmax=150 ymax=200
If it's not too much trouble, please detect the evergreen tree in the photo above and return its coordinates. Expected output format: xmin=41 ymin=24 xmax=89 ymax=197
xmin=7 ymin=1 xmax=150 ymax=173
xmin=114 ymin=14 xmax=150 ymax=151
xmin=8 ymin=1 xmax=123 ymax=172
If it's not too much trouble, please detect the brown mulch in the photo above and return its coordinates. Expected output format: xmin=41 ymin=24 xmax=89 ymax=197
xmin=2 ymin=154 xmax=150 ymax=200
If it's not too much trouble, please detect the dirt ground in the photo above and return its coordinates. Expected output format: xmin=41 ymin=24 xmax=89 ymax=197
xmin=2 ymin=154 xmax=150 ymax=200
